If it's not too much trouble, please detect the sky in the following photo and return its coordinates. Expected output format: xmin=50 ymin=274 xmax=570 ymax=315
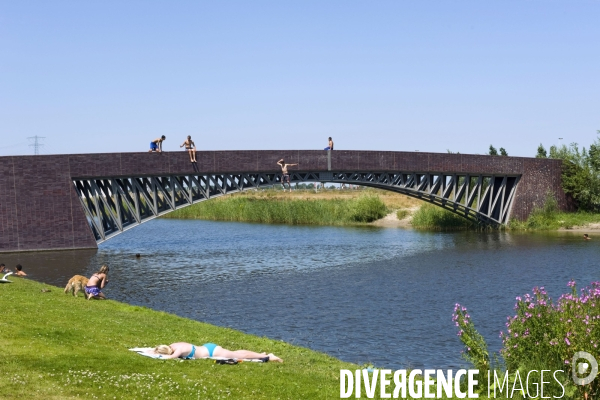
xmin=1 ymin=1 xmax=599 ymax=157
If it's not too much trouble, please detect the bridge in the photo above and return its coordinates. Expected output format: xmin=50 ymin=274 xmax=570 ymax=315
xmin=0 ymin=150 xmax=568 ymax=253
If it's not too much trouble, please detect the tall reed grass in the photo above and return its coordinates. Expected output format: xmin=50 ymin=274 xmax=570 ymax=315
xmin=410 ymin=204 xmax=475 ymax=230
xmin=163 ymin=193 xmax=388 ymax=225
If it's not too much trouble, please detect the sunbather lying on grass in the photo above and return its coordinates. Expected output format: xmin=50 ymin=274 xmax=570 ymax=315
xmin=153 ymin=342 xmax=283 ymax=362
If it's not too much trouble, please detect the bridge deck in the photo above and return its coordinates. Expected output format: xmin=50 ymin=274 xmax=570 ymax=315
xmin=0 ymin=151 xmax=567 ymax=252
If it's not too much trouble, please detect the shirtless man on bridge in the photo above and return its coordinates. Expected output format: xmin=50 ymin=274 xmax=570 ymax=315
xmin=277 ymin=159 xmax=297 ymax=192
xmin=149 ymin=136 xmax=166 ymax=153
xmin=180 ymin=135 xmax=197 ymax=163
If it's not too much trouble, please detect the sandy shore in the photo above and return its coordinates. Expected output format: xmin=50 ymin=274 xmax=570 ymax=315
xmin=558 ymin=223 xmax=600 ymax=232
xmin=370 ymin=209 xmax=417 ymax=228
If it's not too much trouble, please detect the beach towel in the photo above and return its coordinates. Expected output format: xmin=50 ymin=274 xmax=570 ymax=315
xmin=129 ymin=348 xmax=269 ymax=363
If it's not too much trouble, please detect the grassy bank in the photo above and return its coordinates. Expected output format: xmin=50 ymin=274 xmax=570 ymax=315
xmin=510 ymin=210 xmax=600 ymax=230
xmin=164 ymin=191 xmax=390 ymax=225
xmin=1 ymin=278 xmax=359 ymax=399
xmin=509 ymin=196 xmax=600 ymax=230
xmin=410 ymin=204 xmax=475 ymax=230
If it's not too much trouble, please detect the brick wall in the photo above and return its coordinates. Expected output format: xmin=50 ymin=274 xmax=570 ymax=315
xmin=0 ymin=151 xmax=568 ymax=253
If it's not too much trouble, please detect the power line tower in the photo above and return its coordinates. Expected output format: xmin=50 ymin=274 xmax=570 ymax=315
xmin=28 ymin=136 xmax=45 ymax=155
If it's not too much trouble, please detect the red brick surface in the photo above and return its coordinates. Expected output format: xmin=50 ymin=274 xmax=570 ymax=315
xmin=0 ymin=151 xmax=567 ymax=253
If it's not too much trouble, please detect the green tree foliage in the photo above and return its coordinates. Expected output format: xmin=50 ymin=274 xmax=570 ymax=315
xmin=536 ymin=143 xmax=547 ymax=158
xmin=499 ymin=147 xmax=508 ymax=156
xmin=547 ymin=135 xmax=600 ymax=211
xmin=488 ymin=145 xmax=498 ymax=156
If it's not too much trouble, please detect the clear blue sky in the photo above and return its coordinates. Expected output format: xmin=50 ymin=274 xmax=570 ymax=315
xmin=1 ymin=1 xmax=598 ymax=157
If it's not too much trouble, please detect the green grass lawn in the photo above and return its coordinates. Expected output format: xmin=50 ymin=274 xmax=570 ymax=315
xmin=1 ymin=278 xmax=360 ymax=399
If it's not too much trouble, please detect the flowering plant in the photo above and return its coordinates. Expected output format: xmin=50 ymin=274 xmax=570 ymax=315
xmin=454 ymin=281 xmax=600 ymax=399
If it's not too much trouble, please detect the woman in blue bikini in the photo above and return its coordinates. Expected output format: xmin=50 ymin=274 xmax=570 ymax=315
xmin=153 ymin=342 xmax=283 ymax=362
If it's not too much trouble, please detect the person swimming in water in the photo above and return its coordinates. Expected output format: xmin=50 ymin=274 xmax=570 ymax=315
xmin=153 ymin=342 xmax=283 ymax=362
xmin=14 ymin=264 xmax=27 ymax=276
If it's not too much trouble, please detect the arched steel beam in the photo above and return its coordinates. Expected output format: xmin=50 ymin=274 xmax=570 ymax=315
xmin=73 ymin=170 xmax=520 ymax=244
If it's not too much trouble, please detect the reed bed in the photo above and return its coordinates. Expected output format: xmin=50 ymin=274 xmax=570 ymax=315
xmin=164 ymin=193 xmax=388 ymax=225
xmin=410 ymin=204 xmax=475 ymax=230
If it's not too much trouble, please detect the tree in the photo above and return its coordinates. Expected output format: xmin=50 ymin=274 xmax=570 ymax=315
xmin=499 ymin=147 xmax=508 ymax=156
xmin=536 ymin=144 xmax=547 ymax=158
xmin=549 ymin=138 xmax=600 ymax=211
xmin=488 ymin=145 xmax=498 ymax=156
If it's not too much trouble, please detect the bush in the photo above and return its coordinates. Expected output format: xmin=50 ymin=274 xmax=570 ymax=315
xmin=411 ymin=204 xmax=474 ymax=230
xmin=546 ymin=135 xmax=600 ymax=211
xmin=454 ymin=281 xmax=600 ymax=399
xmin=348 ymin=194 xmax=387 ymax=222
xmin=510 ymin=194 xmax=560 ymax=230
xmin=396 ymin=209 xmax=409 ymax=220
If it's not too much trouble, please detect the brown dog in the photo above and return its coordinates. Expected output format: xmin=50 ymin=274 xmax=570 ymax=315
xmin=64 ymin=275 xmax=89 ymax=297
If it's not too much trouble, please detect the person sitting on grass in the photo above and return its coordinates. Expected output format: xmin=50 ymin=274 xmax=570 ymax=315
xmin=14 ymin=264 xmax=27 ymax=276
xmin=153 ymin=342 xmax=283 ymax=362
xmin=85 ymin=265 xmax=109 ymax=300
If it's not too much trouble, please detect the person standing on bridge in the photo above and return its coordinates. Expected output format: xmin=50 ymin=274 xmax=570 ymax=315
xmin=180 ymin=135 xmax=197 ymax=163
xmin=149 ymin=135 xmax=166 ymax=153
xmin=277 ymin=159 xmax=297 ymax=192
xmin=324 ymin=137 xmax=334 ymax=151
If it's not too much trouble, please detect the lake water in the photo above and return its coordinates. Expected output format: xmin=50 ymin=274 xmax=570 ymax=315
xmin=10 ymin=219 xmax=600 ymax=370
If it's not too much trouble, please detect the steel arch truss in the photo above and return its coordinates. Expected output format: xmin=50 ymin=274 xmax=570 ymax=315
xmin=322 ymin=172 xmax=520 ymax=227
xmin=73 ymin=170 xmax=520 ymax=243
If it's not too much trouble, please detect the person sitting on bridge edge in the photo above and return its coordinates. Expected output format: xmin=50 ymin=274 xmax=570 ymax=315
xmin=180 ymin=135 xmax=197 ymax=163
xmin=149 ymin=136 xmax=166 ymax=153
xmin=14 ymin=264 xmax=27 ymax=277
xmin=85 ymin=264 xmax=109 ymax=300
xmin=324 ymin=137 xmax=334 ymax=151
xmin=153 ymin=342 xmax=283 ymax=362
xmin=277 ymin=159 xmax=297 ymax=192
